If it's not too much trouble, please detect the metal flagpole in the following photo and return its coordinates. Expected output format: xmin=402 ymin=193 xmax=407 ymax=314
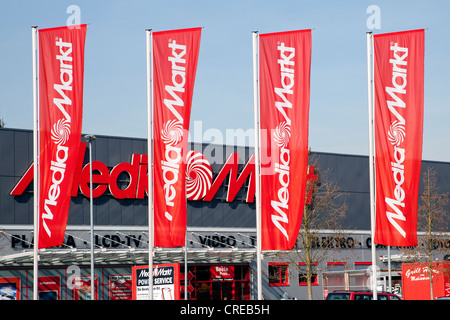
xmin=388 ymin=245 xmax=392 ymax=292
xmin=252 ymin=31 xmax=262 ymax=301
xmin=85 ymin=134 xmax=96 ymax=300
xmin=185 ymin=233 xmax=188 ymax=300
xmin=366 ymin=31 xmax=378 ymax=300
xmin=32 ymin=25 xmax=39 ymax=301
xmin=146 ymin=28 xmax=154 ymax=300
xmin=185 ymin=174 xmax=192 ymax=300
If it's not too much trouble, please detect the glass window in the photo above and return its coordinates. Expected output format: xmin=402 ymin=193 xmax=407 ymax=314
xmin=327 ymin=262 xmax=346 ymax=272
xmin=354 ymin=262 xmax=372 ymax=270
xmin=298 ymin=263 xmax=319 ymax=286
xmin=326 ymin=292 xmax=350 ymax=300
xmin=268 ymin=263 xmax=289 ymax=286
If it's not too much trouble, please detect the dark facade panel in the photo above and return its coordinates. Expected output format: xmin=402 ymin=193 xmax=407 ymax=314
xmin=0 ymin=177 xmax=15 ymax=224
xmin=14 ymin=130 xmax=31 ymax=177
xmin=315 ymin=153 xmax=369 ymax=193
xmin=68 ymin=196 xmax=85 ymax=225
xmin=94 ymin=196 xmax=110 ymax=225
xmin=343 ymin=192 xmax=371 ymax=230
xmin=0 ymin=130 xmax=15 ymax=176
xmin=107 ymin=137 xmax=122 ymax=166
xmin=93 ymin=136 xmax=110 ymax=164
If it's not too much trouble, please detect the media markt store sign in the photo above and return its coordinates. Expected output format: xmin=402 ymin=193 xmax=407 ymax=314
xmin=132 ymin=264 xmax=180 ymax=300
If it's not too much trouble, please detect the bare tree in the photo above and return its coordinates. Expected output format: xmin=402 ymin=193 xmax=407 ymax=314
xmin=401 ymin=167 xmax=450 ymax=299
xmin=285 ymin=153 xmax=348 ymax=300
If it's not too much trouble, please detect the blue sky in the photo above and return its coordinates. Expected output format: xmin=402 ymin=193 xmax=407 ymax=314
xmin=1 ymin=0 xmax=449 ymax=161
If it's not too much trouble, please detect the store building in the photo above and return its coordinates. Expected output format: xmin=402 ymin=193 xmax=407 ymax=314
xmin=1 ymin=127 xmax=449 ymax=300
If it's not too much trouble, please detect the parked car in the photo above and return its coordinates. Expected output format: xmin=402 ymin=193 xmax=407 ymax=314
xmin=326 ymin=290 xmax=401 ymax=300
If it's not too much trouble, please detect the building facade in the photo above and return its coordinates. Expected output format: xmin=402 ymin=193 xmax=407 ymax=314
xmin=1 ymin=128 xmax=449 ymax=300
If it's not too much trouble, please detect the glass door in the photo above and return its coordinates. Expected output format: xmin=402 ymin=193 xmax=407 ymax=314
xmin=212 ymin=281 xmax=233 ymax=300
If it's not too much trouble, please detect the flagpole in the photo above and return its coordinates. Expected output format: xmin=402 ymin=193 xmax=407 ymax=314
xmin=32 ymin=25 xmax=39 ymax=301
xmin=184 ymin=232 xmax=188 ymax=300
xmin=146 ymin=28 xmax=154 ymax=300
xmin=366 ymin=31 xmax=378 ymax=300
xmin=84 ymin=134 xmax=96 ymax=300
xmin=252 ymin=31 xmax=262 ymax=301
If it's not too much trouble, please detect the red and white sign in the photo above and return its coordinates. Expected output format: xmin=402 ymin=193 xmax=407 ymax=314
xmin=185 ymin=150 xmax=213 ymax=200
xmin=109 ymin=275 xmax=132 ymax=300
xmin=210 ymin=265 xmax=234 ymax=281
xmin=373 ymin=29 xmax=425 ymax=247
xmin=10 ymin=149 xmax=254 ymax=202
xmin=132 ymin=264 xmax=180 ymax=300
xmin=0 ymin=277 xmax=21 ymax=300
xmin=38 ymin=25 xmax=87 ymax=249
xmin=38 ymin=276 xmax=60 ymax=300
xmin=152 ymin=28 xmax=201 ymax=247
xmin=12 ymin=148 xmax=317 ymax=208
xmin=259 ymin=30 xmax=312 ymax=250
xmin=402 ymin=262 xmax=450 ymax=300
xmin=73 ymin=275 xmax=98 ymax=300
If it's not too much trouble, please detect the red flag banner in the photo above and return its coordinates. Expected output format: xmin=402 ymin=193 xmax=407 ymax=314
xmin=373 ymin=29 xmax=425 ymax=246
xmin=152 ymin=28 xmax=201 ymax=247
xmin=38 ymin=25 xmax=87 ymax=249
xmin=259 ymin=30 xmax=311 ymax=250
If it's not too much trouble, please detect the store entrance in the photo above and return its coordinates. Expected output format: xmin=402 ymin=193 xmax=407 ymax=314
xmin=212 ymin=281 xmax=233 ymax=300
xmin=181 ymin=264 xmax=250 ymax=300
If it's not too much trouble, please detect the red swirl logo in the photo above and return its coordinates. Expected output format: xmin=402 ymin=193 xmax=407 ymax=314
xmin=51 ymin=118 xmax=71 ymax=145
xmin=185 ymin=150 xmax=213 ymax=200
xmin=388 ymin=120 xmax=405 ymax=146
xmin=161 ymin=119 xmax=183 ymax=145
xmin=273 ymin=121 xmax=291 ymax=148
